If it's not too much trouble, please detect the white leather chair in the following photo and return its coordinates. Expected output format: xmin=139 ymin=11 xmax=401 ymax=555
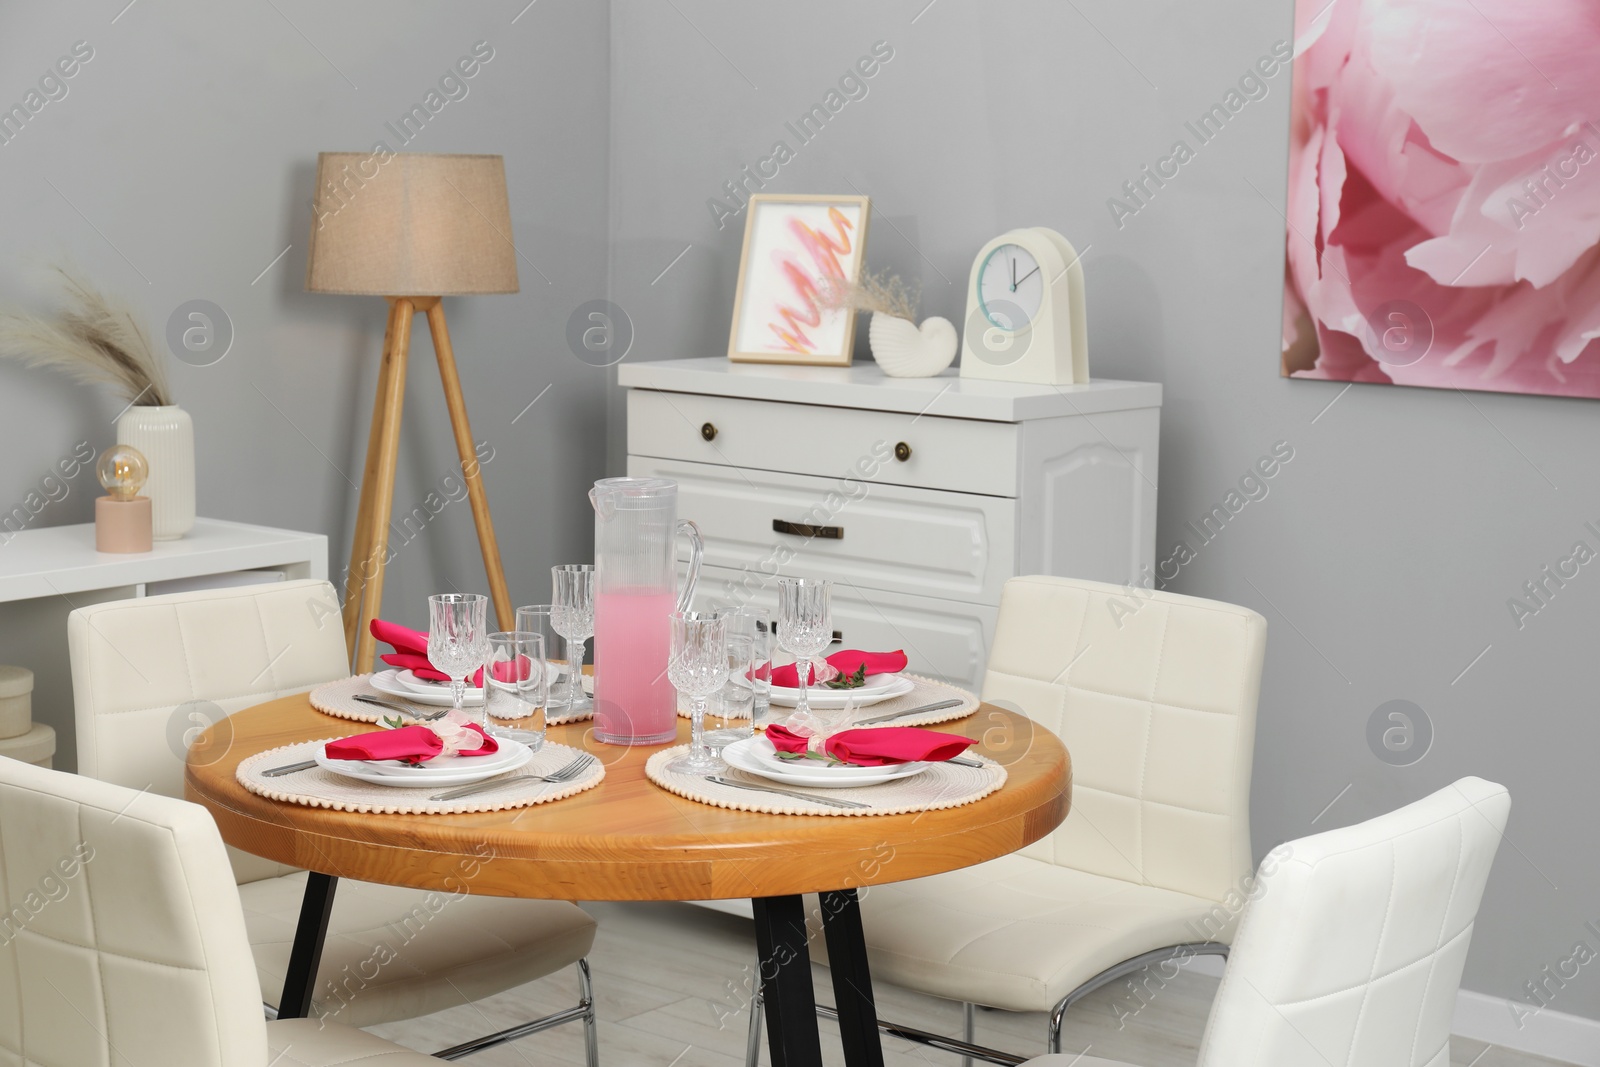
xmin=0 ymin=753 xmax=451 ymax=1065
xmin=781 ymin=575 xmax=1268 ymax=1062
xmin=1021 ymin=776 xmax=1511 ymax=1067
xmin=68 ymin=579 xmax=597 ymax=1061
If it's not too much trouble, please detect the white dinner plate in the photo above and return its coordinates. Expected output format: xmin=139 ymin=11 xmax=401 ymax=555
xmin=369 ymin=669 xmax=483 ymax=708
xmin=315 ymin=736 xmax=532 ymax=788
xmin=722 ymin=735 xmax=928 ymax=788
xmin=767 ymin=674 xmax=915 ymax=709
xmin=398 ymin=669 xmax=485 ymax=701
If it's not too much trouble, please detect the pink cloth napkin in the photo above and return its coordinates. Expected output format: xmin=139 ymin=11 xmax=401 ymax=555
xmin=769 ymin=649 xmax=908 ymax=688
xmin=324 ymin=723 xmax=497 ymax=764
xmin=765 ymin=724 xmax=975 ymax=766
xmin=370 ymin=619 xmax=528 ymax=687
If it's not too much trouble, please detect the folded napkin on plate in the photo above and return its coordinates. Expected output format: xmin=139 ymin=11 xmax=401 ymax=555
xmin=770 ymin=649 xmax=907 ymax=688
xmin=765 ymin=723 xmax=975 ymax=766
xmin=324 ymin=722 xmax=497 ymax=764
xmin=369 ymin=619 xmax=530 ymax=687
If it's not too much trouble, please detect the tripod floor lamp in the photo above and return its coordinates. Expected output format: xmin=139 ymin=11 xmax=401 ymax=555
xmin=307 ymin=152 xmax=518 ymax=671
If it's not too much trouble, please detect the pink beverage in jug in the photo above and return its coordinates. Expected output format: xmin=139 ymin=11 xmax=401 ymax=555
xmin=592 ymin=589 xmax=679 ymax=745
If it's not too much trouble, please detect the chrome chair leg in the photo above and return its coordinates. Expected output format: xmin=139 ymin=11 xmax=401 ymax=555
xmin=745 ymin=981 xmax=764 ymax=1067
xmin=578 ymin=958 xmax=599 ymax=1067
xmin=963 ymin=1001 xmax=976 ymax=1067
xmin=434 ymin=957 xmax=601 ymax=1061
xmin=1047 ymin=943 xmax=1229 ymax=1053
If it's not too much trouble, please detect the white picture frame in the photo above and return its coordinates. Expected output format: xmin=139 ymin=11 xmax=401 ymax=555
xmin=727 ymin=193 xmax=871 ymax=366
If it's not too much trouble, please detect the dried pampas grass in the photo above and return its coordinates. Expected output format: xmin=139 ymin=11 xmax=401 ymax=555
xmin=819 ymin=269 xmax=920 ymax=322
xmin=0 ymin=266 xmax=171 ymax=406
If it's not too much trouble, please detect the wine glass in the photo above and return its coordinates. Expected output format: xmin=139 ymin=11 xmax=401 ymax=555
xmin=665 ymin=611 xmax=730 ymax=775
xmin=776 ymin=578 xmax=832 ymax=732
xmin=427 ymin=593 xmax=490 ymax=715
xmin=551 ymin=565 xmax=595 ymax=714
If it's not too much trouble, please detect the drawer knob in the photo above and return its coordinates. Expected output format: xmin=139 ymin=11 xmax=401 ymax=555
xmin=700 ymin=422 xmax=717 ymax=442
xmin=893 ymin=441 xmax=912 ymax=462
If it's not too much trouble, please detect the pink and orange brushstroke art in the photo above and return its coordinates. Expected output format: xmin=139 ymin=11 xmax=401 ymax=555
xmin=765 ymin=207 xmax=856 ymax=354
xmin=1283 ymin=0 xmax=1600 ymax=398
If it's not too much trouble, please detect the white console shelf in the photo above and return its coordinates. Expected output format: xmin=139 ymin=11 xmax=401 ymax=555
xmin=0 ymin=517 xmax=327 ymax=771
xmin=619 ymin=357 xmax=1161 ymax=693
xmin=0 ymin=518 xmax=326 ymax=601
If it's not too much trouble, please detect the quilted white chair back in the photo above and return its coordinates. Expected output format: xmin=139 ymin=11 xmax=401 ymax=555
xmin=69 ymin=579 xmax=349 ymax=883
xmin=983 ymin=575 xmax=1266 ymax=906
xmin=1197 ymin=777 xmax=1509 ymax=1067
xmin=0 ymin=757 xmax=269 ymax=1066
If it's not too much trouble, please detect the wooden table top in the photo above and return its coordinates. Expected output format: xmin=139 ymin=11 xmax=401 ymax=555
xmin=184 ymin=695 xmax=1070 ymax=901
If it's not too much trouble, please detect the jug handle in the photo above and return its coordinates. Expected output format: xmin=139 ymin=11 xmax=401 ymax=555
xmin=676 ymin=519 xmax=703 ymax=613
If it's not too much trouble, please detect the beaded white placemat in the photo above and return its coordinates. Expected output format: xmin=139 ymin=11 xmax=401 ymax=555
xmin=645 ymin=745 xmax=1005 ymax=817
xmin=680 ymin=674 xmax=981 ymax=727
xmin=236 ymin=739 xmax=602 ymax=815
xmin=310 ymin=674 xmax=595 ymax=726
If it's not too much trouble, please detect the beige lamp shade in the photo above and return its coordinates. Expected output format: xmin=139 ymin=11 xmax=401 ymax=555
xmin=306 ymin=152 xmax=519 ymax=295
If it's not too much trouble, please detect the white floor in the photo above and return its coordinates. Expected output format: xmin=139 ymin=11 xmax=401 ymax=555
xmin=367 ymin=900 xmax=1574 ymax=1067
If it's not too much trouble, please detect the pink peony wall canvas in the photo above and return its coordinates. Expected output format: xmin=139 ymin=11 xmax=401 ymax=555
xmin=1282 ymin=0 xmax=1600 ymax=398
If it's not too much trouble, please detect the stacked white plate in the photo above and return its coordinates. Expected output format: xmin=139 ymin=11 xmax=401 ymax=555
xmin=370 ymin=664 xmax=592 ymax=708
xmin=369 ymin=668 xmax=482 ymax=707
xmin=314 ymin=736 xmax=532 ymax=788
xmin=768 ymin=672 xmax=914 ymax=709
xmin=721 ymin=734 xmax=929 ymax=789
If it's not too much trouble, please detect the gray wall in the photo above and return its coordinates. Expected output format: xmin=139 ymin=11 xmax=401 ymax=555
xmin=608 ymin=0 xmax=1599 ymax=1017
xmin=0 ymin=0 xmax=612 ymax=734
xmin=2 ymin=0 xmax=1593 ymax=1023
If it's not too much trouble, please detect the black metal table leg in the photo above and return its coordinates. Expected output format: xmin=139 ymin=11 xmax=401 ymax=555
xmin=820 ymin=889 xmax=885 ymax=1067
xmin=752 ymin=895 xmax=823 ymax=1067
xmin=278 ymin=872 xmax=338 ymax=1019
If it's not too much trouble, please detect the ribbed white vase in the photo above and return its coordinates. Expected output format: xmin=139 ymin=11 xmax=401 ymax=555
xmin=116 ymin=405 xmax=195 ymax=540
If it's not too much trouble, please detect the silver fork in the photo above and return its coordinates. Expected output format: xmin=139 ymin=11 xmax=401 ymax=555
xmin=354 ymin=693 xmax=448 ymax=721
xmin=429 ymin=753 xmax=597 ymax=801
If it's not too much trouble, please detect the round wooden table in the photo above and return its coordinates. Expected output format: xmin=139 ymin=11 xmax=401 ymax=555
xmin=185 ymin=695 xmax=1070 ymax=1067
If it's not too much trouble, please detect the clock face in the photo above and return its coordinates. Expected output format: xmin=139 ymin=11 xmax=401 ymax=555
xmin=977 ymin=243 xmax=1044 ymax=331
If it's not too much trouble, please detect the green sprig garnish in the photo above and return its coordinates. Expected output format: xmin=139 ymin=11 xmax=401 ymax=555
xmin=823 ymin=663 xmax=868 ymax=690
xmin=776 ymin=751 xmax=849 ymax=766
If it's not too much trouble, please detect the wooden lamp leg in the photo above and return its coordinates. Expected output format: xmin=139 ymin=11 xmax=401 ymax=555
xmin=349 ymin=297 xmax=413 ymax=673
xmin=342 ymin=302 xmax=401 ymax=655
xmin=423 ymin=300 xmax=514 ymax=631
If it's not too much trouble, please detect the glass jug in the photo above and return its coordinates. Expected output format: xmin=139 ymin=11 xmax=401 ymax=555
xmin=588 ymin=477 xmax=703 ymax=745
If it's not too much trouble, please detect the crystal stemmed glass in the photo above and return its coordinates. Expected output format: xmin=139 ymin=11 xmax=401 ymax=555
xmin=427 ymin=593 xmax=490 ymax=715
xmin=776 ymin=577 xmax=833 ymax=732
xmin=551 ymin=565 xmax=595 ymax=714
xmin=665 ymin=611 xmax=730 ymax=775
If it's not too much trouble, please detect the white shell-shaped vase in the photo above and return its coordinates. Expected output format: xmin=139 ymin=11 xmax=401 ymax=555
xmin=869 ymin=313 xmax=958 ymax=378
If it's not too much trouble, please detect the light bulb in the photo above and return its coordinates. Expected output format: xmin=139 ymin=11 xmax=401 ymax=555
xmin=96 ymin=445 xmax=148 ymax=502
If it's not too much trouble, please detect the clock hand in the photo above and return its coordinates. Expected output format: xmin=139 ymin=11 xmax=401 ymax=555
xmin=1015 ymin=265 xmax=1040 ymax=286
xmin=1010 ymin=257 xmax=1017 ymax=292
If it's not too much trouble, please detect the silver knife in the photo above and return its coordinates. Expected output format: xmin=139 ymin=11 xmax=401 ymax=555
xmin=705 ymin=775 xmax=872 ymax=809
xmin=857 ymin=698 xmax=965 ymax=726
xmin=262 ymin=759 xmax=318 ymax=777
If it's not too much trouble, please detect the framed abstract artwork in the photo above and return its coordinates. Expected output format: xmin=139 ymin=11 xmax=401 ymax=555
xmin=1281 ymin=0 xmax=1600 ymax=398
xmin=727 ymin=193 xmax=870 ymax=366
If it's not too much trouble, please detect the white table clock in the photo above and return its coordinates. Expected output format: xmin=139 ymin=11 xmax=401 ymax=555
xmin=960 ymin=227 xmax=1088 ymax=385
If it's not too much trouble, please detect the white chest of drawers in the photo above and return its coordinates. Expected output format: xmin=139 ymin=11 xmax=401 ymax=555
xmin=617 ymin=357 xmax=1161 ymax=690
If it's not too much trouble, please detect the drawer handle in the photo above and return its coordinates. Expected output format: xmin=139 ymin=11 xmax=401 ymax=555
xmin=701 ymin=422 xmax=717 ymax=442
xmin=893 ymin=441 xmax=912 ymax=462
xmin=772 ymin=519 xmax=843 ymax=540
